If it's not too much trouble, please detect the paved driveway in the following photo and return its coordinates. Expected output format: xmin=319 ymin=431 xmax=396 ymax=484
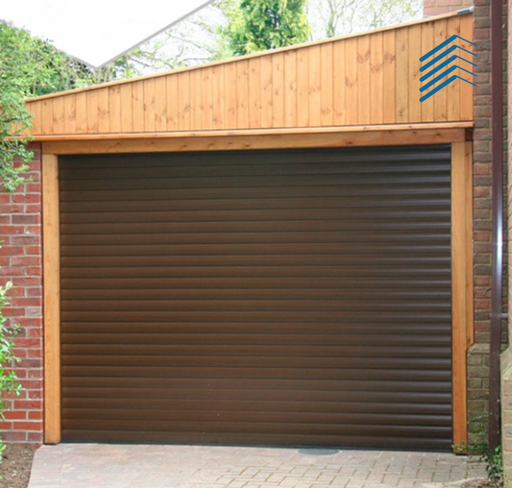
xmin=28 ymin=444 xmax=487 ymax=488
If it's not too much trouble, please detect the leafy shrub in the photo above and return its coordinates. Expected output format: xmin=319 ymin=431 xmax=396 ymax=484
xmin=0 ymin=280 xmax=22 ymax=458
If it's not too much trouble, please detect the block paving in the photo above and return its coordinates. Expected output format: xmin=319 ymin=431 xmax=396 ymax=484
xmin=28 ymin=444 xmax=487 ymax=488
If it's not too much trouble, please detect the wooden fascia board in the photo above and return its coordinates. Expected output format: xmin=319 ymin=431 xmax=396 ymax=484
xmin=40 ymin=125 xmax=470 ymax=155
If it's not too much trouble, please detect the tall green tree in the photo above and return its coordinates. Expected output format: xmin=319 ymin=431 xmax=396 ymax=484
xmin=223 ymin=0 xmax=310 ymax=56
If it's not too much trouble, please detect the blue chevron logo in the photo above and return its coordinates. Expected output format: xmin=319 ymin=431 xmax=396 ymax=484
xmin=419 ymin=35 xmax=477 ymax=102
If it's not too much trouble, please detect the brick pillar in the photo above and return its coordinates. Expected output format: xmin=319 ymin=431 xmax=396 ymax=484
xmin=0 ymin=142 xmax=44 ymax=444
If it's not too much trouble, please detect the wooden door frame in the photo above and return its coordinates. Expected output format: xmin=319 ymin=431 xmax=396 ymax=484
xmin=42 ymin=128 xmax=473 ymax=447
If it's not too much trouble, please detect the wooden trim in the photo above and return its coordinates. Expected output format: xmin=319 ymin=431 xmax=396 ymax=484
xmin=41 ymin=137 xmax=474 ymax=448
xmin=42 ymin=153 xmax=61 ymax=444
xmin=33 ymin=122 xmax=473 ymax=142
xmin=451 ymin=141 xmax=472 ymax=449
xmin=26 ymin=11 xmax=467 ymax=104
xmin=41 ymin=127 xmax=467 ymax=155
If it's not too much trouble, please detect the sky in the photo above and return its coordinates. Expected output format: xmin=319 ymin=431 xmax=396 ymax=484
xmin=0 ymin=0 xmax=214 ymax=68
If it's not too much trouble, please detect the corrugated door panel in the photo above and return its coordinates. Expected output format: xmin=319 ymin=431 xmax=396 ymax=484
xmin=60 ymin=145 xmax=452 ymax=450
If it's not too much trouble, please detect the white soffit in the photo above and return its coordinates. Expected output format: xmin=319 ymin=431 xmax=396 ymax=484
xmin=0 ymin=0 xmax=213 ymax=69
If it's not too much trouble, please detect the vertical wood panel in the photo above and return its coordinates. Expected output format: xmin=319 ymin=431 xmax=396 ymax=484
xmin=154 ymin=77 xmax=168 ymax=132
xmin=237 ymin=60 xmax=250 ymax=129
xmin=260 ymin=56 xmax=273 ymax=128
xmin=144 ymin=78 xmax=157 ymax=132
xmin=29 ymin=102 xmax=42 ymax=135
xmin=421 ymin=22 xmax=435 ymax=122
xmin=120 ymin=84 xmax=133 ymax=133
xmin=460 ymin=15 xmax=474 ymax=121
xmin=202 ymin=68 xmax=213 ymax=130
xmin=166 ymin=75 xmax=179 ymax=132
xmin=225 ymin=63 xmax=238 ymax=129
xmin=408 ymin=26 xmax=423 ymax=123
xmin=447 ymin=17 xmax=461 ymax=122
xmin=97 ymin=89 xmax=110 ymax=133
xmin=284 ymin=50 xmax=297 ymax=128
xmin=178 ymin=72 xmax=191 ymax=131
xmin=383 ymin=31 xmax=396 ymax=124
xmin=52 ymin=97 xmax=65 ymax=134
xmin=189 ymin=69 xmax=202 ymax=130
xmin=321 ymin=43 xmax=333 ymax=127
xmin=75 ymin=92 xmax=87 ymax=134
xmin=212 ymin=66 xmax=226 ymax=130
xmin=395 ymin=28 xmax=409 ymax=123
xmin=41 ymin=100 xmax=53 ymax=135
xmin=357 ymin=36 xmax=371 ymax=125
xmin=451 ymin=141 xmax=469 ymax=447
xmin=434 ymin=20 xmax=448 ymax=121
xmin=108 ymin=86 xmax=121 ymax=133
xmin=370 ymin=33 xmax=383 ymax=125
xmin=64 ymin=94 xmax=76 ymax=134
xmin=248 ymin=58 xmax=261 ymax=129
xmin=42 ymin=153 xmax=60 ymax=444
xmin=333 ymin=41 xmax=346 ymax=126
xmin=86 ymin=91 xmax=99 ymax=133
xmin=344 ymin=38 xmax=358 ymax=125
xmin=132 ymin=81 xmax=145 ymax=132
xmin=272 ymin=53 xmax=285 ymax=128
xmin=308 ymin=45 xmax=321 ymax=127
xmin=296 ymin=48 xmax=309 ymax=127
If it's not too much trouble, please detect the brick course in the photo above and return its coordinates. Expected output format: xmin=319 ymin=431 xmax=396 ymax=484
xmin=0 ymin=142 xmax=43 ymax=444
xmin=424 ymin=0 xmax=473 ymax=16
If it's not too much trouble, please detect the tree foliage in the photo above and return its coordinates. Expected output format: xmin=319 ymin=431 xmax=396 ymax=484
xmin=128 ymin=0 xmax=420 ymax=72
xmin=222 ymin=0 xmax=310 ymax=55
xmin=0 ymin=280 xmax=22 ymax=459
xmin=0 ymin=22 xmax=39 ymax=192
xmin=0 ymin=21 xmax=141 ymax=192
xmin=307 ymin=0 xmax=422 ymax=39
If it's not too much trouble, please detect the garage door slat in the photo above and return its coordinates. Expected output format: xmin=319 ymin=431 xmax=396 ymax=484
xmin=61 ymin=387 xmax=450 ymax=404
xmin=61 ymin=331 xmax=451 ymax=346
xmin=61 ymin=397 xmax=453 ymax=414
xmin=62 ymin=355 xmax=450 ymax=370
xmin=62 ymin=430 xmax=452 ymax=450
xmin=62 ymin=409 xmax=452 ymax=427
xmin=60 ymin=184 xmax=450 ymax=203
xmin=62 ymin=277 xmax=450 ymax=290
xmin=61 ymin=377 xmax=451 ymax=393
xmin=60 ymin=146 xmax=452 ymax=448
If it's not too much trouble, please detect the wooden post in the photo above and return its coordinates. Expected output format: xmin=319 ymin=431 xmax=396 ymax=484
xmin=451 ymin=141 xmax=473 ymax=449
xmin=42 ymin=153 xmax=61 ymax=444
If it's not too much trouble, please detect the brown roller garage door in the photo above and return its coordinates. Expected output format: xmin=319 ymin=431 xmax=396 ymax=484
xmin=59 ymin=145 xmax=452 ymax=450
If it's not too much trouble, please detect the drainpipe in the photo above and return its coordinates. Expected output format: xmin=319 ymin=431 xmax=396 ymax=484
xmin=488 ymin=0 xmax=504 ymax=452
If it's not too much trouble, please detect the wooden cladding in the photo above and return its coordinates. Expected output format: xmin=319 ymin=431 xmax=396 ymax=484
xmin=27 ymin=13 xmax=473 ymax=138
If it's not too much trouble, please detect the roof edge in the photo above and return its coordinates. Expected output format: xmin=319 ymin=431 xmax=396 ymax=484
xmin=26 ymin=10 xmax=468 ymax=103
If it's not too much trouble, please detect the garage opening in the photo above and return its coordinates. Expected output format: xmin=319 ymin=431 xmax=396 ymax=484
xmin=59 ymin=145 xmax=452 ymax=449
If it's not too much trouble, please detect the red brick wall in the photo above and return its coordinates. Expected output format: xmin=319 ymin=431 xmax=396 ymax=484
xmin=471 ymin=0 xmax=509 ymax=441
xmin=0 ymin=142 xmax=43 ymax=444
xmin=423 ymin=0 xmax=473 ymax=16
